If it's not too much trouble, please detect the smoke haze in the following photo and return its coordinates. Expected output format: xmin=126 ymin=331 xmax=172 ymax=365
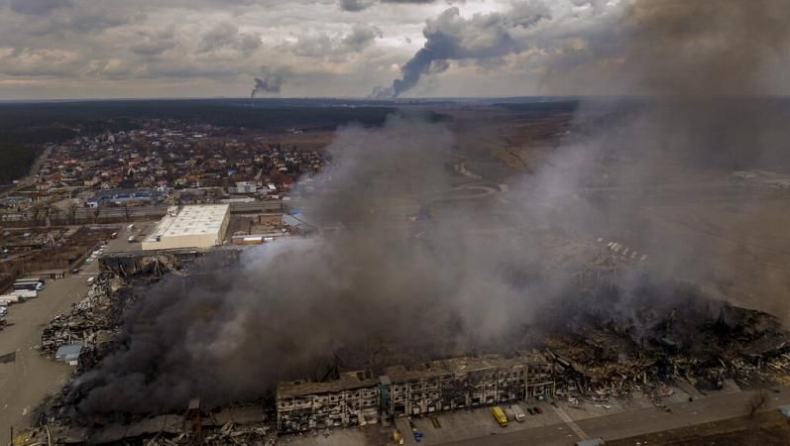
xmin=74 ymin=116 xmax=557 ymax=414
xmin=69 ymin=0 xmax=790 ymax=417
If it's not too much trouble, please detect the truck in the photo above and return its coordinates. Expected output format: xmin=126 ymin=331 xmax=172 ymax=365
xmin=0 ymin=294 xmax=26 ymax=305
xmin=13 ymin=278 xmax=43 ymax=291
xmin=19 ymin=276 xmax=44 ymax=285
xmin=510 ymin=404 xmax=526 ymax=422
xmin=492 ymin=406 xmax=508 ymax=427
xmin=12 ymin=289 xmax=36 ymax=299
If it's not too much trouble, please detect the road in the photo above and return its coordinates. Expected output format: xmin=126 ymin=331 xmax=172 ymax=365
xmin=439 ymin=387 xmax=790 ymax=446
xmin=0 ymin=234 xmax=128 ymax=440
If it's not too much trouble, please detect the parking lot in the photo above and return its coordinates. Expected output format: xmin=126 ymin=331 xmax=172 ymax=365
xmin=399 ymin=402 xmax=560 ymax=445
xmin=0 ymin=229 xmax=134 ymax=437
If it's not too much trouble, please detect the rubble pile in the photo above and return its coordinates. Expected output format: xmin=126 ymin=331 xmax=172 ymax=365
xmin=40 ymin=277 xmax=134 ymax=365
xmin=542 ymin=288 xmax=790 ymax=399
xmin=26 ymin=251 xmax=790 ymax=444
xmin=26 ymin=403 xmax=279 ymax=445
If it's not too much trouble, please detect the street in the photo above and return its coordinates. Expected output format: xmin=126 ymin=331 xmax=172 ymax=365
xmin=0 ymin=233 xmax=129 ymax=440
xmin=438 ymin=387 xmax=790 ymax=446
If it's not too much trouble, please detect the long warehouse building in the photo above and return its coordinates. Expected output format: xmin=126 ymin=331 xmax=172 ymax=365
xmin=141 ymin=204 xmax=230 ymax=251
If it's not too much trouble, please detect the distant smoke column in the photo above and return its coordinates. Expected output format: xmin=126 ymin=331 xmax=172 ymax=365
xmin=393 ymin=48 xmax=445 ymax=97
xmin=378 ymin=2 xmax=551 ymax=98
xmin=251 ymin=74 xmax=284 ymax=98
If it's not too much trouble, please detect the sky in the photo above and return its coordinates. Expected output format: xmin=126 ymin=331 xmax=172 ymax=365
xmin=0 ymin=0 xmax=787 ymax=100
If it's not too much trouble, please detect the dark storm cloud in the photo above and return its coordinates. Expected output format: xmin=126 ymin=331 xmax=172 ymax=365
xmin=8 ymin=0 xmax=72 ymax=15
xmin=375 ymin=1 xmax=551 ymax=97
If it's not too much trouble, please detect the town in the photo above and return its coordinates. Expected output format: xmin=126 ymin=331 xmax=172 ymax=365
xmin=3 ymin=96 xmax=790 ymax=446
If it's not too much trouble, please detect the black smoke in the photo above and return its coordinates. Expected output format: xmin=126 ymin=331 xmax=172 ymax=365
xmin=63 ymin=0 xmax=790 ymax=418
xmin=70 ymin=115 xmax=557 ymax=415
xmin=373 ymin=1 xmax=551 ymax=97
xmin=250 ymin=73 xmax=285 ymax=98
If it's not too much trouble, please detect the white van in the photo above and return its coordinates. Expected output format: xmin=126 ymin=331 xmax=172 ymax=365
xmin=87 ymin=277 xmax=95 ymax=285
xmin=510 ymin=405 xmax=526 ymax=422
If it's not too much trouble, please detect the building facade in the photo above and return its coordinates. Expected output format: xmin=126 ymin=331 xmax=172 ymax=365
xmin=275 ymin=353 xmax=556 ymax=433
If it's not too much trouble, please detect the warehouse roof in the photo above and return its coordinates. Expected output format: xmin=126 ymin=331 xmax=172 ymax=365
xmin=147 ymin=204 xmax=229 ymax=240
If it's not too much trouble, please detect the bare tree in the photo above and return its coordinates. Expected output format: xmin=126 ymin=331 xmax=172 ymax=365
xmin=747 ymin=390 xmax=769 ymax=418
xmin=91 ymin=206 xmax=102 ymax=224
xmin=67 ymin=203 xmax=80 ymax=225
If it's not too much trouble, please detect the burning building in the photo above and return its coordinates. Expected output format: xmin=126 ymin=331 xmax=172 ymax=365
xmin=275 ymin=352 xmax=555 ymax=433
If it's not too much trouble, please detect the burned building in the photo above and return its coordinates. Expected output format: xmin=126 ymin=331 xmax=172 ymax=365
xmin=275 ymin=353 xmax=556 ymax=433
xmin=276 ymin=370 xmax=380 ymax=433
xmin=381 ymin=353 xmax=554 ymax=418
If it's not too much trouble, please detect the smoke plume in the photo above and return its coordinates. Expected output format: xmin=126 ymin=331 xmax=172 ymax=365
xmin=72 ymin=115 xmax=557 ymax=415
xmin=373 ymin=1 xmax=551 ymax=97
xmin=534 ymin=0 xmax=790 ymax=313
xmin=250 ymin=72 xmax=285 ymax=97
xmin=66 ymin=0 xmax=790 ymax=418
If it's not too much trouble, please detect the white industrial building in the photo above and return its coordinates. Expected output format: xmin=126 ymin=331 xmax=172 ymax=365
xmin=141 ymin=204 xmax=230 ymax=251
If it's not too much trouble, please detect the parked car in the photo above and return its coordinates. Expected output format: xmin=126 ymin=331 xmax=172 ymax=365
xmin=510 ymin=405 xmax=526 ymax=422
xmin=87 ymin=277 xmax=95 ymax=285
xmin=533 ymin=407 xmax=543 ymax=414
xmin=71 ymin=268 xmax=81 ymax=274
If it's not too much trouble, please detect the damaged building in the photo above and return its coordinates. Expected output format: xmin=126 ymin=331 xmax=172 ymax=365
xmin=276 ymin=370 xmax=380 ymax=432
xmin=276 ymin=353 xmax=556 ymax=433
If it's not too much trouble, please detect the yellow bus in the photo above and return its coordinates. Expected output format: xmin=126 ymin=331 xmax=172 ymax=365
xmin=492 ymin=406 xmax=508 ymax=427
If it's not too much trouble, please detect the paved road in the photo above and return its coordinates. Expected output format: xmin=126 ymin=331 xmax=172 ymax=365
xmin=0 ymin=235 xmax=129 ymax=439
xmin=0 ymin=270 xmax=94 ymax=439
xmin=439 ymin=387 xmax=790 ymax=446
